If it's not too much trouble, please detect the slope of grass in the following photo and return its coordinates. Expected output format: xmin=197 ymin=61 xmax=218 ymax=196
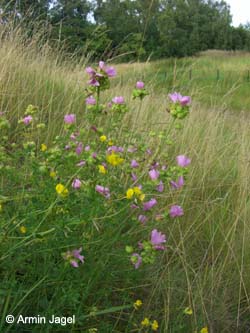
xmin=115 ymin=51 xmax=250 ymax=112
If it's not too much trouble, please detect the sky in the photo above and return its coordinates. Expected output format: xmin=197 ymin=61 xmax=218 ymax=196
xmin=225 ymin=0 xmax=250 ymax=26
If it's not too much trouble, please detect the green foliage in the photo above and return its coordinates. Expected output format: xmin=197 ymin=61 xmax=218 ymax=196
xmin=1 ymin=0 xmax=250 ymax=59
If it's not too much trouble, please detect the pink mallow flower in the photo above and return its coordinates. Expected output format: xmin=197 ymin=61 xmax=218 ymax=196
xmin=76 ymin=143 xmax=83 ymax=155
xmin=131 ymin=173 xmax=137 ymax=182
xmin=176 ymin=155 xmax=191 ymax=167
xmin=131 ymin=253 xmax=142 ymax=269
xmin=107 ymin=146 xmax=124 ymax=153
xmin=151 ymin=229 xmax=166 ymax=250
xmin=136 ymin=81 xmax=145 ymax=89
xmin=169 ymin=205 xmax=184 ymax=218
xmin=85 ymin=67 xmax=101 ymax=87
xmin=86 ymin=96 xmax=96 ymax=105
xmin=143 ymin=198 xmax=157 ymax=211
xmin=72 ymin=178 xmax=82 ymax=189
xmin=23 ymin=115 xmax=33 ymax=125
xmin=169 ymin=92 xmax=191 ymax=106
xmin=138 ymin=215 xmax=148 ymax=225
xmin=149 ymin=169 xmax=159 ymax=180
xmin=76 ymin=160 xmax=86 ymax=167
xmin=156 ymin=181 xmax=164 ymax=192
xmin=95 ymin=185 xmax=110 ymax=199
xmin=112 ymin=96 xmax=125 ymax=104
xmin=131 ymin=159 xmax=139 ymax=168
xmin=64 ymin=114 xmax=76 ymax=124
xmin=63 ymin=247 xmax=84 ymax=268
xmin=99 ymin=61 xmax=116 ymax=77
xmin=170 ymin=176 xmax=184 ymax=189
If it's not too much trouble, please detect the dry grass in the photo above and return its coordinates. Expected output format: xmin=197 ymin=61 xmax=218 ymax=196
xmin=1 ymin=25 xmax=250 ymax=332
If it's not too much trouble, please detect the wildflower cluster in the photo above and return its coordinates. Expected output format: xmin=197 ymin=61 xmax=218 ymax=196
xmin=168 ymin=92 xmax=191 ymax=119
xmin=0 ymin=59 xmax=194 ymax=331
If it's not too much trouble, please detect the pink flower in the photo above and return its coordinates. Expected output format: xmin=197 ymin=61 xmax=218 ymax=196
xmin=131 ymin=173 xmax=137 ymax=181
xmin=131 ymin=253 xmax=142 ymax=269
xmin=112 ymin=96 xmax=125 ymax=104
xmin=98 ymin=61 xmax=105 ymax=70
xmin=99 ymin=61 xmax=116 ymax=77
xmin=169 ymin=205 xmax=184 ymax=218
xmin=107 ymin=146 xmax=124 ymax=153
xmin=169 ymin=92 xmax=182 ymax=103
xmin=95 ymin=185 xmax=110 ymax=199
xmin=151 ymin=229 xmax=166 ymax=250
xmin=88 ymin=78 xmax=100 ymax=86
xmin=136 ymin=81 xmax=145 ymax=89
xmin=72 ymin=248 xmax=84 ymax=263
xmin=170 ymin=176 xmax=184 ymax=189
xmin=105 ymin=66 xmax=116 ymax=77
xmin=180 ymin=96 xmax=191 ymax=105
xmin=70 ymin=133 xmax=77 ymax=141
xmin=76 ymin=142 xmax=83 ymax=155
xmin=138 ymin=215 xmax=148 ymax=225
xmin=131 ymin=159 xmax=139 ymax=168
xmin=176 ymin=155 xmax=191 ymax=167
xmin=131 ymin=204 xmax=139 ymax=210
xmin=76 ymin=160 xmax=86 ymax=167
xmin=156 ymin=181 xmax=164 ymax=192
xmin=64 ymin=114 xmax=76 ymax=124
xmin=72 ymin=178 xmax=82 ymax=189
xmin=169 ymin=92 xmax=191 ymax=106
xmin=86 ymin=96 xmax=96 ymax=105
xmin=143 ymin=198 xmax=157 ymax=211
xmin=86 ymin=67 xmax=96 ymax=75
xmin=23 ymin=115 xmax=33 ymax=125
xmin=63 ymin=247 xmax=84 ymax=268
xmin=149 ymin=169 xmax=159 ymax=180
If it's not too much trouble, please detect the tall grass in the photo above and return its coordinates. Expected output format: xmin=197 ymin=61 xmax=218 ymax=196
xmin=1 ymin=25 xmax=250 ymax=333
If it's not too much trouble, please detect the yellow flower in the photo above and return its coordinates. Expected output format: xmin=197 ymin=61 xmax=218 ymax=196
xmin=126 ymin=188 xmax=134 ymax=199
xmin=133 ymin=299 xmax=142 ymax=310
xmin=108 ymin=140 xmax=113 ymax=146
xmin=184 ymin=307 xmax=193 ymax=315
xmin=141 ymin=317 xmax=150 ymax=327
xmin=139 ymin=193 xmax=145 ymax=201
xmin=20 ymin=226 xmax=27 ymax=234
xmin=41 ymin=143 xmax=47 ymax=152
xmin=133 ymin=187 xmax=142 ymax=195
xmin=98 ymin=165 xmax=107 ymax=174
xmin=133 ymin=187 xmax=145 ymax=201
xmin=50 ymin=171 xmax=57 ymax=179
xmin=106 ymin=153 xmax=124 ymax=166
xmin=56 ymin=183 xmax=69 ymax=197
xmin=200 ymin=327 xmax=208 ymax=333
xmin=100 ymin=135 xmax=107 ymax=142
xmin=151 ymin=320 xmax=159 ymax=331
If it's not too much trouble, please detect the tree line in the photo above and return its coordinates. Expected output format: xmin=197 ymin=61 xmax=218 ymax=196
xmin=1 ymin=0 xmax=250 ymax=61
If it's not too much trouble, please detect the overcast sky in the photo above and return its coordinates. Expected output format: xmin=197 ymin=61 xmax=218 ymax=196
xmin=225 ymin=0 xmax=250 ymax=26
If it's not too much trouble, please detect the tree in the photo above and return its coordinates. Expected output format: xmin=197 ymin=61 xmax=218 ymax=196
xmin=0 ymin=0 xmax=50 ymax=22
xmin=49 ymin=0 xmax=92 ymax=53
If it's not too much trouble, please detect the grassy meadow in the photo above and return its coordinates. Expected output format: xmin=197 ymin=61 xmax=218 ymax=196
xmin=1 ymin=28 xmax=250 ymax=333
